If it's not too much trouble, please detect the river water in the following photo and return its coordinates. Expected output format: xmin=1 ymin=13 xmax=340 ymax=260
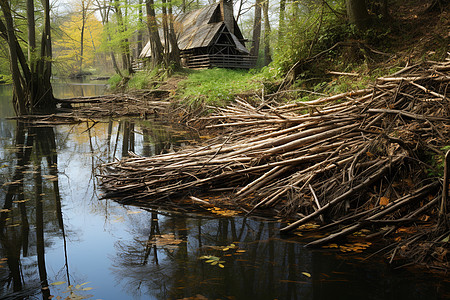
xmin=0 ymin=81 xmax=447 ymax=299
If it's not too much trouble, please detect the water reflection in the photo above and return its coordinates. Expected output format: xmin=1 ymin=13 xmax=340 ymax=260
xmin=0 ymin=123 xmax=63 ymax=298
xmin=110 ymin=211 xmax=448 ymax=300
xmin=0 ymin=83 xmax=447 ymax=300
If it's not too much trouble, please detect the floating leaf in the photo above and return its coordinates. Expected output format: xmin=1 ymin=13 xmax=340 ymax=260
xmin=112 ymin=216 xmax=125 ymax=223
xmin=42 ymin=175 xmax=58 ymax=181
xmin=81 ymin=287 xmax=93 ymax=291
xmin=218 ymin=264 xmax=224 ymax=268
xmin=127 ymin=211 xmax=142 ymax=215
xmin=13 ymin=199 xmax=29 ymax=203
xmin=50 ymin=281 xmax=66 ymax=286
xmin=379 ymin=196 xmax=389 ymax=206
xmin=296 ymin=223 xmax=320 ymax=231
xmin=236 ymin=249 xmax=246 ymax=253
xmin=302 ymin=272 xmax=311 ymax=278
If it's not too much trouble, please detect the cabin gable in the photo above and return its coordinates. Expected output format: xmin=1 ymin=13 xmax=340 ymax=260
xmin=140 ymin=0 xmax=255 ymax=69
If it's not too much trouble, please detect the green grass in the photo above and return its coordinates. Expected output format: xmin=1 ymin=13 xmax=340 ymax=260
xmin=107 ymin=74 xmax=123 ymax=90
xmin=0 ymin=74 xmax=12 ymax=84
xmin=127 ymin=68 xmax=165 ymax=90
xmin=177 ymin=68 xmax=263 ymax=107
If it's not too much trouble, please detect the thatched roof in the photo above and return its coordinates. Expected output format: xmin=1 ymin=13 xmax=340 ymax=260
xmin=140 ymin=2 xmax=249 ymax=58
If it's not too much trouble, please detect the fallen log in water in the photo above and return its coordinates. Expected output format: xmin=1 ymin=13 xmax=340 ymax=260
xmin=98 ymin=60 xmax=450 ymax=269
xmin=10 ymin=91 xmax=171 ymax=125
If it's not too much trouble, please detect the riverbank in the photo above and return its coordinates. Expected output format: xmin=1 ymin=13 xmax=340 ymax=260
xmin=98 ymin=59 xmax=450 ymax=272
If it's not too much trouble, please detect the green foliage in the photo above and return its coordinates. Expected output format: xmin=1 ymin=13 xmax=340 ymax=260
xmin=271 ymin=2 xmax=347 ymax=77
xmin=108 ymin=74 xmax=123 ymax=90
xmin=127 ymin=68 xmax=163 ymax=90
xmin=0 ymin=74 xmax=12 ymax=84
xmin=427 ymin=146 xmax=450 ymax=177
xmin=177 ymin=68 xmax=262 ymax=107
xmin=270 ymin=1 xmax=393 ymax=82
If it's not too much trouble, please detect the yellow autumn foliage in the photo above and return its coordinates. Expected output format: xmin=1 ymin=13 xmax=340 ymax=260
xmin=54 ymin=11 xmax=103 ymax=73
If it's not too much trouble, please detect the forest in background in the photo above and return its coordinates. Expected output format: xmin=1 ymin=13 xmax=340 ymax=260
xmin=0 ymin=0 xmax=447 ymax=81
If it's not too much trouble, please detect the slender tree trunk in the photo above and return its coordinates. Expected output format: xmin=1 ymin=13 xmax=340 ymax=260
xmin=278 ymin=0 xmax=285 ymax=42
xmin=35 ymin=0 xmax=54 ymax=111
xmin=263 ymin=0 xmax=271 ymax=66
xmin=146 ymin=0 xmax=164 ymax=66
xmin=27 ymin=0 xmax=35 ymax=62
xmin=113 ymin=0 xmax=133 ymax=74
xmin=96 ymin=1 xmax=124 ymax=77
xmin=168 ymin=0 xmax=181 ymax=69
xmin=137 ymin=0 xmax=143 ymax=56
xmin=250 ymin=0 xmax=262 ymax=58
xmin=161 ymin=0 xmax=170 ymax=66
xmin=80 ymin=1 xmax=86 ymax=73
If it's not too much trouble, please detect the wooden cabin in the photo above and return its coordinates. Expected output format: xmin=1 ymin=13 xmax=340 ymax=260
xmin=140 ymin=0 xmax=256 ymax=69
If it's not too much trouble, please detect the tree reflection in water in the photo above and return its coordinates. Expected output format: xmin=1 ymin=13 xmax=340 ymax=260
xmin=111 ymin=213 xmax=316 ymax=300
xmin=0 ymin=122 xmax=67 ymax=298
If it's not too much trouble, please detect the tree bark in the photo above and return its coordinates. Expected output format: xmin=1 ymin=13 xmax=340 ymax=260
xmin=0 ymin=0 xmax=55 ymax=115
xmin=146 ymin=0 xmax=164 ymax=67
xmin=0 ymin=0 xmax=27 ymax=115
xmin=346 ymin=0 xmax=370 ymax=30
xmin=250 ymin=0 xmax=262 ymax=58
xmin=168 ymin=0 xmax=181 ymax=69
xmin=278 ymin=0 xmax=285 ymax=42
xmin=263 ymin=0 xmax=271 ymax=66
xmin=137 ymin=0 xmax=143 ymax=56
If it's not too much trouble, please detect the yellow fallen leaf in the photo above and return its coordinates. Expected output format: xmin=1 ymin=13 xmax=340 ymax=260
xmin=302 ymin=272 xmax=311 ymax=278
xmin=50 ymin=281 xmax=66 ymax=286
xmin=379 ymin=196 xmax=389 ymax=206
xmin=218 ymin=264 xmax=224 ymax=268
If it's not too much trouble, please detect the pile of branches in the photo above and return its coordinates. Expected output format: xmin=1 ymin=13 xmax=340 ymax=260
xmin=99 ymin=61 xmax=449 ymax=268
xmin=12 ymin=90 xmax=170 ymax=125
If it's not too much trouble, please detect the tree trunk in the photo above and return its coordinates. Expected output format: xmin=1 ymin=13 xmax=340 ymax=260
xmin=0 ymin=1 xmax=27 ymax=115
xmin=263 ymin=0 xmax=271 ymax=66
xmin=27 ymin=0 xmax=35 ymax=62
xmin=250 ymin=0 xmax=262 ymax=58
xmin=161 ymin=0 xmax=170 ymax=67
xmin=278 ymin=0 xmax=285 ymax=42
xmin=137 ymin=0 xmax=143 ymax=56
xmin=80 ymin=0 xmax=86 ymax=73
xmin=0 ymin=0 xmax=55 ymax=115
xmin=346 ymin=0 xmax=370 ymax=30
xmin=146 ymin=0 xmax=164 ymax=67
xmin=168 ymin=0 xmax=181 ymax=69
xmin=36 ymin=0 xmax=55 ymax=111
xmin=114 ymin=0 xmax=133 ymax=74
